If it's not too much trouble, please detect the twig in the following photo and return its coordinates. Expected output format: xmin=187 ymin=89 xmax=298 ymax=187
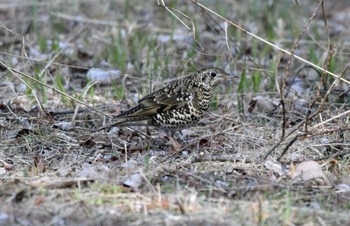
xmin=190 ymin=0 xmax=350 ymax=85
xmin=314 ymin=150 xmax=350 ymax=161
xmin=157 ymin=0 xmax=191 ymax=31
xmin=191 ymin=155 xmax=254 ymax=164
xmin=277 ymin=134 xmax=302 ymax=161
xmin=263 ymin=102 xmax=319 ymax=160
xmin=313 ymin=67 xmax=350 ymax=128
xmin=2 ymin=65 xmax=110 ymax=118
xmin=313 ymin=109 xmax=350 ymax=129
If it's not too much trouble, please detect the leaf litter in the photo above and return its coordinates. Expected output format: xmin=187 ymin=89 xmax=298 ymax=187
xmin=0 ymin=0 xmax=350 ymax=225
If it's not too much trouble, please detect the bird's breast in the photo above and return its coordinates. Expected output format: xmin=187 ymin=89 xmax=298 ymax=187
xmin=194 ymin=87 xmax=213 ymax=110
xmin=150 ymin=102 xmax=203 ymax=128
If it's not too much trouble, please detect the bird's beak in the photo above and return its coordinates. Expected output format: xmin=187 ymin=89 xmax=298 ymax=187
xmin=222 ymin=72 xmax=238 ymax=80
xmin=228 ymin=72 xmax=238 ymax=77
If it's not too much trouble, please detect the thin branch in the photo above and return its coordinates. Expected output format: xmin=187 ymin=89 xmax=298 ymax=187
xmin=1 ymin=63 xmax=111 ymax=118
xmin=157 ymin=0 xmax=191 ymax=31
xmin=191 ymin=0 xmax=350 ymax=85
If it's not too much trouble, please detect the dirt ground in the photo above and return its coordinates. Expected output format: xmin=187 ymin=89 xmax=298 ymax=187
xmin=1 ymin=0 xmax=350 ymax=225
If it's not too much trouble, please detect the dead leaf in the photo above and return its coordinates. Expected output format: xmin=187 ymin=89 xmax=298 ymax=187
xmin=290 ymin=161 xmax=331 ymax=186
xmin=53 ymin=121 xmax=74 ymax=131
xmin=335 ymin=184 xmax=350 ymax=193
xmin=0 ymin=168 xmax=6 ymax=175
xmin=12 ymin=189 xmax=27 ymax=203
xmin=86 ymin=68 xmax=121 ymax=85
xmin=13 ymin=95 xmax=33 ymax=112
xmin=29 ymin=178 xmax=94 ymax=189
xmin=121 ymin=160 xmax=138 ymax=170
xmin=5 ymin=128 xmax=34 ymax=139
xmin=0 ymin=212 xmax=10 ymax=224
xmin=0 ymin=159 xmax=14 ymax=170
xmin=123 ymin=173 xmax=142 ymax=189
xmin=248 ymin=96 xmax=277 ymax=113
xmin=199 ymin=138 xmax=209 ymax=147
xmin=264 ymin=159 xmax=289 ymax=176
xmin=78 ymin=163 xmax=100 ymax=178
xmin=80 ymin=139 xmax=96 ymax=148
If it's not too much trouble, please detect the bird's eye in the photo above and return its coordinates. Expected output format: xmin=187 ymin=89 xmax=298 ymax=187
xmin=210 ymin=71 xmax=216 ymax=77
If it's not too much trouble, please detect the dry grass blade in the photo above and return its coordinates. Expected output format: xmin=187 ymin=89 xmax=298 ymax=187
xmin=1 ymin=63 xmax=110 ymax=118
xmin=313 ymin=108 xmax=350 ymax=129
xmin=157 ymin=0 xmax=191 ymax=30
xmin=1 ymin=1 xmax=350 ymax=225
xmin=191 ymin=0 xmax=350 ymax=85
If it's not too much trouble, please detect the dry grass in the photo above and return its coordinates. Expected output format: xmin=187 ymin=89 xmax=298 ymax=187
xmin=1 ymin=0 xmax=350 ymax=225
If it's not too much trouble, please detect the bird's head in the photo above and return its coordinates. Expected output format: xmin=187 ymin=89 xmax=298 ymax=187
xmin=195 ymin=66 xmax=231 ymax=89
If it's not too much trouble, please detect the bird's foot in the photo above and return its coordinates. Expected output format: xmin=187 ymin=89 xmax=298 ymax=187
xmin=165 ymin=135 xmax=182 ymax=153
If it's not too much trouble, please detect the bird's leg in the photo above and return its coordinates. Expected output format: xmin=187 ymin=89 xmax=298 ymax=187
xmin=176 ymin=130 xmax=187 ymax=143
xmin=165 ymin=129 xmax=182 ymax=152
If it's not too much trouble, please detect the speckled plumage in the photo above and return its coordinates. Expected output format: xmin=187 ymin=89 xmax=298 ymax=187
xmin=98 ymin=67 xmax=229 ymax=135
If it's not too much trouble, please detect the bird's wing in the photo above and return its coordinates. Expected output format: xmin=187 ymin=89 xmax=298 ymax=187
xmin=96 ymin=87 xmax=192 ymax=131
xmin=140 ymin=81 xmax=192 ymax=111
xmin=115 ymin=82 xmax=192 ymax=119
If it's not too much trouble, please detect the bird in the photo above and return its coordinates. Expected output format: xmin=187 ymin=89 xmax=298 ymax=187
xmin=97 ymin=66 xmax=231 ymax=150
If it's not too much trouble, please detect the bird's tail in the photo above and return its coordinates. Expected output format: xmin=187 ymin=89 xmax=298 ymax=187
xmin=113 ymin=104 xmax=143 ymax=119
xmin=95 ymin=104 xmax=149 ymax=132
xmin=95 ymin=118 xmax=130 ymax=132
